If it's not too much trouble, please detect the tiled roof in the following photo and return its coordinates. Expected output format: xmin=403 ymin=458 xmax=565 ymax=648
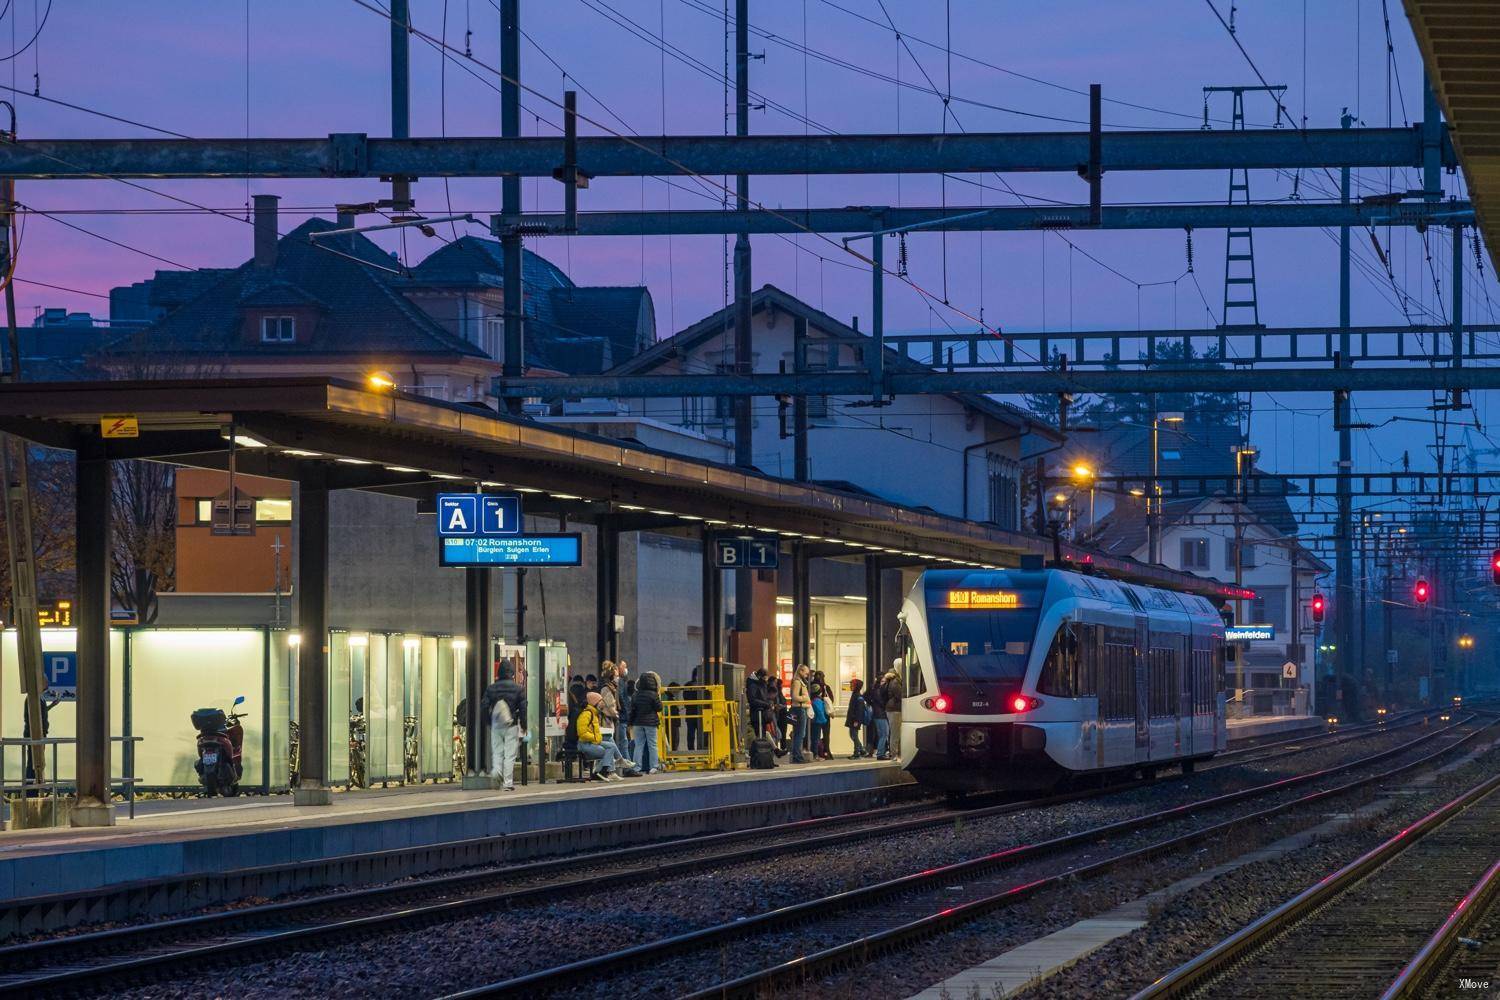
xmin=107 ymin=219 xmax=486 ymax=359
xmin=406 ymin=236 xmax=653 ymax=373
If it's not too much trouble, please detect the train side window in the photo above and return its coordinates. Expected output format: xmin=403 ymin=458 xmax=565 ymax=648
xmin=1037 ymin=623 xmax=1077 ymax=697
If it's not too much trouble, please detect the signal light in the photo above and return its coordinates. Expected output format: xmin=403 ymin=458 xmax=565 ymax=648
xmin=925 ymin=694 xmax=953 ymax=713
xmin=1010 ymin=695 xmax=1042 ymax=713
xmin=1414 ymin=578 xmax=1430 ymax=605
xmin=1310 ymin=593 xmax=1325 ymax=623
xmin=1492 ymin=549 xmax=1500 ymax=585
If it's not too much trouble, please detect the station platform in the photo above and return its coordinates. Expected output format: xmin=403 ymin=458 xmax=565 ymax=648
xmin=0 ymin=758 xmax=911 ymax=902
xmin=1226 ymin=713 xmax=1324 ymax=741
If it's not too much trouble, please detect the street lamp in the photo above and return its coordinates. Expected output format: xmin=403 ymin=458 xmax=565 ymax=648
xmin=1148 ymin=411 xmax=1185 ymax=564
xmin=1071 ymin=464 xmax=1097 ymax=534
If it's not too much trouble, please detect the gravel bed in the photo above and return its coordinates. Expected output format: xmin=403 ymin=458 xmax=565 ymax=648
xmin=105 ymin=720 xmax=1484 ymax=999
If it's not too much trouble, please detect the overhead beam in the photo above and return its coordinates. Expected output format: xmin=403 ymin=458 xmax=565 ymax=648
xmin=0 ymin=126 xmax=1452 ymax=180
xmin=502 ymin=200 xmax=1472 ymax=236
xmin=494 ymin=364 xmax=1500 ymax=399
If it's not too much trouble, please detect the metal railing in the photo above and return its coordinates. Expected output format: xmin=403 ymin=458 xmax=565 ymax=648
xmin=0 ymin=735 xmax=144 ymax=826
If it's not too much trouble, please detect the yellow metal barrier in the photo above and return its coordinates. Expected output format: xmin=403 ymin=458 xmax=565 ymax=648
xmin=660 ymin=684 xmax=740 ymax=771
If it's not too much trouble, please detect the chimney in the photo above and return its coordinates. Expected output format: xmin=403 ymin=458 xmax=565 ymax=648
xmin=335 ymin=208 xmax=358 ymax=251
xmin=253 ymin=194 xmax=280 ymax=268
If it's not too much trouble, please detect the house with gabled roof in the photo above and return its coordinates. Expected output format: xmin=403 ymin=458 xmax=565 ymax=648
xmin=599 ymin=284 xmax=1058 ymax=526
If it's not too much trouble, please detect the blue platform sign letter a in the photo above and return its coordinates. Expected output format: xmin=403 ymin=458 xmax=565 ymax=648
xmin=436 ymin=494 xmax=479 ymax=537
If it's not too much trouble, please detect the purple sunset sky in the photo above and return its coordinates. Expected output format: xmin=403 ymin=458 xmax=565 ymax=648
xmin=5 ymin=0 xmax=1495 ymax=483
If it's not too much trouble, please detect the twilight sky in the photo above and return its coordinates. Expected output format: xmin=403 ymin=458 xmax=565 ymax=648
xmin=6 ymin=0 xmax=1497 ymax=499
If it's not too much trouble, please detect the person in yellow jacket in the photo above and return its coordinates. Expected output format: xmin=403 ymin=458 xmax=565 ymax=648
xmin=789 ymin=664 xmax=813 ymax=764
xmin=577 ymin=691 xmax=623 ymax=781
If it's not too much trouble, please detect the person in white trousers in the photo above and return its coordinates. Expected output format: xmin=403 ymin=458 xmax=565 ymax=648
xmin=480 ymin=660 xmax=527 ymax=790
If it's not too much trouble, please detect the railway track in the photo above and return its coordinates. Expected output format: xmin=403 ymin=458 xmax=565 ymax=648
xmin=1382 ymin=854 xmax=1500 ymax=999
xmin=445 ymin=716 xmax=1491 ymax=999
xmin=0 ymin=715 xmax=1470 ymax=997
xmin=1134 ymin=767 xmax=1500 ymax=999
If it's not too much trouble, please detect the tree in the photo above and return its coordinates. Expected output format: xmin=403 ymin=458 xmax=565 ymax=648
xmin=1085 ymin=340 xmax=1240 ymax=428
xmin=111 ymin=459 xmax=175 ymax=624
xmin=0 ymin=445 xmax=76 ymax=620
xmin=1021 ymin=347 xmax=1089 ymax=426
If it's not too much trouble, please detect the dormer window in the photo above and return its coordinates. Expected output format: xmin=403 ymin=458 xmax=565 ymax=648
xmin=260 ymin=316 xmax=296 ymax=343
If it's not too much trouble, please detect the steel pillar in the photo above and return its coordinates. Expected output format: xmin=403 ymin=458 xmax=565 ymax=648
xmin=499 ymin=0 xmax=523 ymax=415
xmin=464 ymin=567 xmax=491 ymax=778
xmin=1334 ymin=110 xmax=1355 ymax=717
xmin=71 ymin=434 xmax=112 ymax=826
xmin=864 ymin=556 xmax=882 ymax=689
xmin=732 ymin=0 xmax=753 ymax=469
xmin=793 ymin=315 xmax=809 ymax=481
xmin=595 ymin=518 xmax=619 ymax=666
xmin=388 ymin=0 xmax=412 ymax=211
xmin=792 ymin=542 xmax=811 ymax=670
xmin=293 ymin=480 xmax=331 ymax=805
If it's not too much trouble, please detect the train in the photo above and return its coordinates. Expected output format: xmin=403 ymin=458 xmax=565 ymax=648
xmin=896 ymin=566 xmax=1227 ymax=794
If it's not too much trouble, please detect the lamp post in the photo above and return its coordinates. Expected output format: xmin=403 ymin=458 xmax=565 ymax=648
xmin=1148 ymin=411 xmax=1185 ymax=564
xmin=1071 ymin=463 xmax=1096 ymax=535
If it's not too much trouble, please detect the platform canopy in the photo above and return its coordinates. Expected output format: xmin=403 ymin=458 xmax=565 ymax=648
xmin=0 ymin=377 xmax=1242 ymax=598
xmin=1407 ymin=0 xmax=1500 ymax=263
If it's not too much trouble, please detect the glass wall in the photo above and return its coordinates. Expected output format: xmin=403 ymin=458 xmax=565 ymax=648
xmin=327 ymin=631 xmax=352 ymax=785
xmin=0 ymin=628 xmax=125 ymax=784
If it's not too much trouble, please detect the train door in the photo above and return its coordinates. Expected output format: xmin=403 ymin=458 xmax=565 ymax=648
xmin=1133 ymin=616 xmax=1149 ymax=751
xmin=1179 ymin=634 xmax=1193 ymax=759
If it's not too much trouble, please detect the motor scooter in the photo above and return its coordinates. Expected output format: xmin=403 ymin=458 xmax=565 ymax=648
xmin=191 ymin=695 xmax=247 ymax=797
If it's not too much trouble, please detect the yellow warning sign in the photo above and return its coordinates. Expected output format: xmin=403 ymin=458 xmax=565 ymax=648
xmin=100 ymin=414 xmax=139 ymax=439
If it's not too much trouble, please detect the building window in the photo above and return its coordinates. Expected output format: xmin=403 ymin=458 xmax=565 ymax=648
xmin=1250 ymin=585 xmax=1287 ymax=630
xmin=195 ymin=498 xmax=212 ymax=523
xmin=255 ymin=497 xmax=292 ymax=523
xmin=714 ymin=364 xmax=735 ymax=419
xmin=260 ymin=316 xmax=296 ymax=343
xmin=484 ymin=316 xmax=503 ymax=359
xmin=987 ymin=459 xmax=1020 ymax=529
xmin=1180 ymin=537 xmax=1209 ymax=569
xmin=1225 ymin=539 xmax=1257 ymax=570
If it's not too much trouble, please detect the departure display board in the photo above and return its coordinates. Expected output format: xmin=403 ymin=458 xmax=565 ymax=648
xmin=945 ymin=589 xmax=1021 ymax=609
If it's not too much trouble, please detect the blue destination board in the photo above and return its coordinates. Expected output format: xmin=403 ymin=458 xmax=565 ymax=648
xmin=440 ymin=533 xmax=582 ymax=566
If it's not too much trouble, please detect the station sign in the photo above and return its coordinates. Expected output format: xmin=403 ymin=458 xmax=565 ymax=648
xmin=1225 ymin=624 xmax=1275 ymax=642
xmin=440 ymin=533 xmax=582 ymax=567
xmin=714 ymin=536 xmax=779 ymax=569
xmin=43 ymin=651 xmax=77 ymax=701
xmin=436 ymin=493 xmax=522 ymax=538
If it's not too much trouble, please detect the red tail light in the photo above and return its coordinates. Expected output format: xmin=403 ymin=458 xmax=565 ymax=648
xmin=1010 ymin=695 xmax=1042 ymax=713
xmin=922 ymin=694 xmax=953 ymax=713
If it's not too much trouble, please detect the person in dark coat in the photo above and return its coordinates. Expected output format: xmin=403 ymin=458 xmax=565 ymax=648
xmin=629 ymin=671 xmax=664 ymax=773
xmin=746 ymin=668 xmax=773 ymax=743
xmin=845 ymin=678 xmax=869 ymax=758
xmin=479 ymin=661 xmax=528 ymax=790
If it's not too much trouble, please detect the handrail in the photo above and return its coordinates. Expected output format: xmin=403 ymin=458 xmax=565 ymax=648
xmin=0 ymin=735 xmax=144 ymax=826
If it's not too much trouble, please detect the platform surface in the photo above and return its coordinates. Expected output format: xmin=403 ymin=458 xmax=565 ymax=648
xmin=1226 ymin=713 xmax=1323 ymax=740
xmin=0 ymin=757 xmax=906 ymax=899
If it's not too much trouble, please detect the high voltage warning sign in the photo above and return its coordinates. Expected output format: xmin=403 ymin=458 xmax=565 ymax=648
xmin=100 ymin=414 xmax=139 ymax=439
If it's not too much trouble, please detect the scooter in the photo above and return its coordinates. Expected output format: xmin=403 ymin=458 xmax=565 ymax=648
xmin=191 ymin=695 xmax=247 ymax=797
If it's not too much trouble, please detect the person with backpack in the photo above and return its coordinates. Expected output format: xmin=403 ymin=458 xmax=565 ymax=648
xmin=883 ymin=667 xmax=905 ymax=758
xmin=810 ymin=683 xmax=830 ymax=760
xmin=746 ymin=668 xmax=773 ymax=743
xmin=845 ymin=678 xmax=869 ymax=758
xmin=479 ymin=660 xmax=527 ymax=790
xmin=576 ymin=691 xmax=622 ymax=781
xmin=599 ymin=662 xmax=640 ymax=775
xmin=630 ymin=671 xmax=663 ymax=774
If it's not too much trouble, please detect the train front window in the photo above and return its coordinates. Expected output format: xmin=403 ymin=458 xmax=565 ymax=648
xmin=925 ymin=605 xmax=1043 ymax=682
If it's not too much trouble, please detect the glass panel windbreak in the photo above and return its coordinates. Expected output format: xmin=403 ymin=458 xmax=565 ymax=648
xmin=421 ymin=636 xmax=443 ymax=778
xmin=327 ymin=632 xmax=351 ymax=785
xmin=367 ymin=635 xmax=390 ymax=783
xmin=268 ymin=633 xmax=293 ymax=790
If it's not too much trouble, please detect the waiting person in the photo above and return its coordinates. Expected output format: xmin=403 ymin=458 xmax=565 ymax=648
xmin=810 ymin=684 xmax=830 ymax=759
xmin=630 ymin=671 xmax=664 ymax=774
xmin=884 ymin=667 xmax=905 ymax=758
xmin=686 ymin=665 xmax=703 ymax=751
xmin=616 ymin=659 xmax=635 ymax=757
xmin=846 ymin=678 xmax=869 ymax=758
xmin=564 ymin=676 xmax=587 ymax=776
xmin=479 ymin=660 xmax=527 ymax=791
xmin=577 ymin=691 xmax=622 ymax=781
xmin=870 ymin=673 xmax=891 ymax=759
xmin=746 ymin=668 xmax=773 ymax=743
xmin=665 ymin=680 xmax=684 ymax=751
xmin=789 ymin=664 xmax=812 ymax=763
xmin=599 ymin=663 xmax=640 ymax=776
xmin=770 ymin=674 xmax=790 ymax=754
xmin=585 ymin=674 xmax=599 ymax=693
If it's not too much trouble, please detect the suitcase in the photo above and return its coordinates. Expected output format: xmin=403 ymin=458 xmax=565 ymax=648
xmin=749 ymin=737 xmax=778 ymax=769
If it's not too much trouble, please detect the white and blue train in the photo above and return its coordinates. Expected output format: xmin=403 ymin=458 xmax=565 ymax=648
xmin=896 ymin=567 xmax=1227 ymax=794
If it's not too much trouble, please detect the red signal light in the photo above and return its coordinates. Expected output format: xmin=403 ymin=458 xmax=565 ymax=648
xmin=1491 ymin=549 xmax=1500 ymax=585
xmin=1310 ymin=593 xmax=1325 ymax=623
xmin=1414 ymin=578 xmax=1430 ymax=604
xmin=929 ymin=694 xmax=952 ymax=713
